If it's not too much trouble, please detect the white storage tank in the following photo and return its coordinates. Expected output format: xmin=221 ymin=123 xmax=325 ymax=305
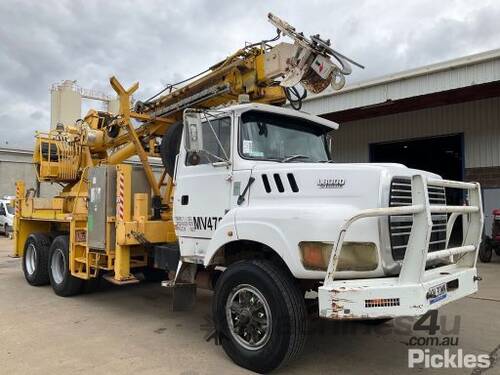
xmin=50 ymin=80 xmax=82 ymax=129
xmin=107 ymin=98 xmax=120 ymax=114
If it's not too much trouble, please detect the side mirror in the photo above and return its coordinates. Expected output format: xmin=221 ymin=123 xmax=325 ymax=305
xmin=184 ymin=111 xmax=203 ymax=153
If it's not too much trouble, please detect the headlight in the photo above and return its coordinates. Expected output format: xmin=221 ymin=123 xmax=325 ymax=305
xmin=299 ymin=241 xmax=378 ymax=271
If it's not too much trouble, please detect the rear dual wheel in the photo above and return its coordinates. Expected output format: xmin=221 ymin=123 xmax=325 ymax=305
xmin=22 ymin=233 xmax=51 ymax=286
xmin=48 ymin=235 xmax=83 ymax=296
xmin=23 ymin=233 xmax=98 ymax=295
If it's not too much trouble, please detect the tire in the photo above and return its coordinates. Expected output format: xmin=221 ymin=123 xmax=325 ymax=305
xmin=479 ymin=241 xmax=493 ymax=263
xmin=22 ymin=233 xmax=51 ymax=286
xmin=48 ymin=231 xmax=67 ymax=241
xmin=213 ymin=260 xmax=307 ymax=373
xmin=494 ymin=246 xmax=500 ymax=257
xmin=48 ymin=235 xmax=83 ymax=296
xmin=160 ymin=122 xmax=183 ymax=177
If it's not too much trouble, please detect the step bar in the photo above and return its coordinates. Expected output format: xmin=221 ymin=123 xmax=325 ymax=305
xmin=318 ymin=175 xmax=484 ymax=320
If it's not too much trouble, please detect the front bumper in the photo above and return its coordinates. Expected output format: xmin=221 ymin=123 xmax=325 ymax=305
xmin=319 ymin=175 xmax=483 ymax=320
xmin=319 ymin=265 xmax=478 ymax=319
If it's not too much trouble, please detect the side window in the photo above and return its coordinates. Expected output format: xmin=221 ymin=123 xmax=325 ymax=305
xmin=41 ymin=142 xmax=50 ymax=162
xmin=186 ymin=117 xmax=231 ymax=166
xmin=0 ymin=204 xmax=5 ymax=216
xmin=41 ymin=142 xmax=58 ymax=162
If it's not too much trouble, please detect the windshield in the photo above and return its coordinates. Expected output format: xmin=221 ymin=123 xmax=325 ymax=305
xmin=240 ymin=111 xmax=330 ymax=162
xmin=6 ymin=203 xmax=13 ymax=215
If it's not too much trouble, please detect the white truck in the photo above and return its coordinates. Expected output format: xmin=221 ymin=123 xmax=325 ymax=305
xmin=164 ymin=102 xmax=484 ymax=372
xmin=14 ymin=14 xmax=484 ymax=374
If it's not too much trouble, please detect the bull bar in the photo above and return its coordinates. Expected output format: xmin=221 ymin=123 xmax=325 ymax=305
xmin=318 ymin=175 xmax=484 ymax=320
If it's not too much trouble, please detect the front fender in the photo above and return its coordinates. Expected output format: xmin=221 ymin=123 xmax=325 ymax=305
xmin=204 ymin=210 xmax=238 ymax=266
xmin=203 ymin=208 xmax=292 ymax=272
xmin=234 ymin=207 xmax=305 ymax=278
xmin=236 ymin=205 xmax=384 ymax=279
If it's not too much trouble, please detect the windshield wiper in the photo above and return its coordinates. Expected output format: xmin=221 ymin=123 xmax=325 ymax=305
xmin=319 ymin=159 xmax=334 ymax=163
xmin=280 ymin=154 xmax=310 ymax=163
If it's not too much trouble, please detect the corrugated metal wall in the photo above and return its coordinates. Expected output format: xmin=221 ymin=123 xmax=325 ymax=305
xmin=0 ymin=151 xmax=60 ymax=198
xmin=0 ymin=149 xmax=164 ymax=199
xmin=303 ymin=52 xmax=500 ymax=115
xmin=332 ymin=96 xmax=500 ymax=169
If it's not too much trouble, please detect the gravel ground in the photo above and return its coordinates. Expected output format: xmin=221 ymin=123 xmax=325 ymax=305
xmin=0 ymin=237 xmax=499 ymax=374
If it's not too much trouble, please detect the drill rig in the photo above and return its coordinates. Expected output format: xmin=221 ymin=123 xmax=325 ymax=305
xmin=14 ymin=13 xmax=484 ymax=374
xmin=15 ymin=13 xmax=362 ymax=284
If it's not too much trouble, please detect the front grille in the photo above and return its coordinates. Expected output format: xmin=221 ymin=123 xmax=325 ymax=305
xmin=389 ymin=177 xmax=447 ymax=260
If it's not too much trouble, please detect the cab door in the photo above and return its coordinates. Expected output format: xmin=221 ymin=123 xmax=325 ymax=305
xmin=173 ymin=116 xmax=233 ymax=258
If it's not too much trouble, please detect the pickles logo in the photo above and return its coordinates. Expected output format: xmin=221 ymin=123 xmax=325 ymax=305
xmin=408 ymin=349 xmax=490 ymax=369
xmin=317 ymin=178 xmax=345 ymax=189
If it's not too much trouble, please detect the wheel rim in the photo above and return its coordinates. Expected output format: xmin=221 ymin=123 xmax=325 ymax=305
xmin=225 ymin=284 xmax=272 ymax=351
xmin=51 ymin=248 xmax=65 ymax=284
xmin=25 ymin=244 xmax=37 ymax=275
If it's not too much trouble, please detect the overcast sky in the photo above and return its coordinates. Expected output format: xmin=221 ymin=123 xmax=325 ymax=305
xmin=1 ymin=0 xmax=499 ymax=148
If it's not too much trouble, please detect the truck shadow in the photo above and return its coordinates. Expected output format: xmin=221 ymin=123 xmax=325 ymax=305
xmin=79 ymin=281 xmax=420 ymax=373
xmin=279 ymin=317 xmax=419 ymax=374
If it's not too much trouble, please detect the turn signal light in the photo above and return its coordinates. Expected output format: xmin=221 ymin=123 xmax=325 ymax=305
xmin=299 ymin=242 xmax=333 ymax=271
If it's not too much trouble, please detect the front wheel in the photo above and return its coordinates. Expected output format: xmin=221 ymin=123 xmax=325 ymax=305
xmin=213 ymin=260 xmax=307 ymax=373
xmin=48 ymin=235 xmax=83 ymax=296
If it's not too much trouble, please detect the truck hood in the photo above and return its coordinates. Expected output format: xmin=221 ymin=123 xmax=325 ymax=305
xmin=248 ymin=162 xmax=441 ymax=208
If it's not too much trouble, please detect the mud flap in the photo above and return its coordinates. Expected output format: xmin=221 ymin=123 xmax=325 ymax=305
xmin=162 ymin=260 xmax=198 ymax=311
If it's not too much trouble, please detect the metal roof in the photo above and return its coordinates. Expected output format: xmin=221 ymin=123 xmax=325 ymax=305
xmin=300 ymin=48 xmax=500 ymax=116
xmin=0 ymin=147 xmax=33 ymax=156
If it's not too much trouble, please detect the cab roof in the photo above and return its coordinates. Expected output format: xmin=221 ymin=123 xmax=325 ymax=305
xmin=216 ymin=103 xmax=339 ymax=130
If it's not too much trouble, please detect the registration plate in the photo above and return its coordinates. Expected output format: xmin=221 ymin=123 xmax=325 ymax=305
xmin=427 ymin=283 xmax=447 ymax=304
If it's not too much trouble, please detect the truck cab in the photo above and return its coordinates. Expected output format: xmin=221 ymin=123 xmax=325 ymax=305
xmin=174 ymin=103 xmax=345 ymax=270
